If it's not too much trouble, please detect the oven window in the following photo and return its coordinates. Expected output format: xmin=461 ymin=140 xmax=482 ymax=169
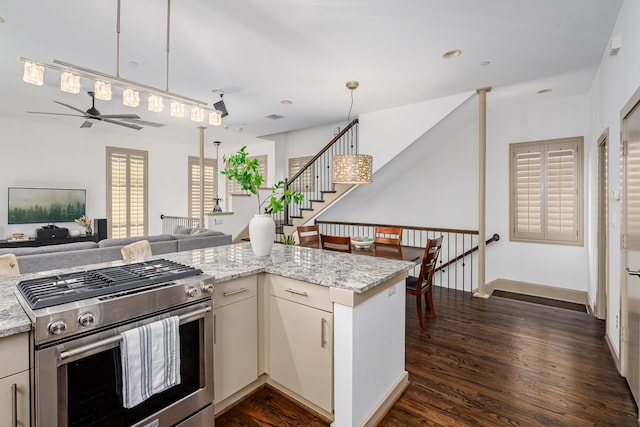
xmin=65 ymin=321 xmax=201 ymax=427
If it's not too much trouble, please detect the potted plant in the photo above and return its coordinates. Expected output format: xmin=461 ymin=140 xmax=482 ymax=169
xmin=221 ymin=146 xmax=304 ymax=256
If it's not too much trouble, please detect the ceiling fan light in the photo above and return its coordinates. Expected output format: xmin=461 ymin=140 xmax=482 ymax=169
xmin=60 ymin=71 xmax=81 ymax=93
xmin=23 ymin=61 xmax=44 ymax=85
xmin=123 ymin=88 xmax=140 ymax=107
xmin=191 ymin=105 xmax=205 ymax=122
xmin=94 ymin=80 xmax=112 ymax=100
xmin=148 ymin=94 xmax=163 ymax=112
xmin=209 ymin=110 xmax=222 ymax=126
xmin=170 ymin=100 xmax=185 ymax=117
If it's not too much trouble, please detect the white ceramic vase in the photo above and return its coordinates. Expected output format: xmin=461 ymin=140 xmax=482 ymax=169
xmin=249 ymin=213 xmax=275 ymax=257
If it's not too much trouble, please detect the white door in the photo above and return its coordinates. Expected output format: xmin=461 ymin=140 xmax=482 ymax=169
xmin=623 ymin=99 xmax=640 ymax=407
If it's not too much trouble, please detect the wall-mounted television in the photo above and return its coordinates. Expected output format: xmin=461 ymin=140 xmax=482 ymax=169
xmin=8 ymin=187 xmax=86 ymax=224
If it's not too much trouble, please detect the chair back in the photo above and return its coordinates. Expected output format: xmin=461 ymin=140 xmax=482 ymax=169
xmin=415 ymin=236 xmax=443 ymax=291
xmin=320 ymin=234 xmax=352 ymax=253
xmin=121 ymin=239 xmax=152 ymax=261
xmin=374 ymin=226 xmax=403 ymax=246
xmin=297 ymin=225 xmax=320 ymax=246
xmin=0 ymin=254 xmax=20 ymax=277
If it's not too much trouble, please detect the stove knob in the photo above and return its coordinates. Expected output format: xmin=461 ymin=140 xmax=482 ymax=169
xmin=78 ymin=312 xmax=95 ymax=327
xmin=48 ymin=320 xmax=67 ymax=336
xmin=201 ymin=283 xmax=214 ymax=294
xmin=185 ymin=287 xmax=198 ymax=298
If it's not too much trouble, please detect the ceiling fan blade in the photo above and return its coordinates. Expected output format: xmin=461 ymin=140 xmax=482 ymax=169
xmin=27 ymin=111 xmax=87 ymax=117
xmin=54 ymin=101 xmax=87 ymax=115
xmin=99 ymin=114 xmax=141 ymax=119
xmin=80 ymin=120 xmax=93 ymax=128
xmin=102 ymin=118 xmax=143 ymax=130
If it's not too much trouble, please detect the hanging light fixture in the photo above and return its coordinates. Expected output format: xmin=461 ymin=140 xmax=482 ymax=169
xmin=170 ymin=100 xmax=185 ymax=117
xmin=94 ymin=80 xmax=112 ymax=100
xmin=60 ymin=71 xmax=81 ymax=93
xmin=148 ymin=94 xmax=164 ymax=112
xmin=123 ymin=88 xmax=140 ymax=107
xmin=212 ymin=140 xmax=223 ymax=212
xmin=332 ymin=81 xmax=373 ymax=184
xmin=191 ymin=105 xmax=205 ymax=122
xmin=23 ymin=61 xmax=44 ymax=85
xmin=209 ymin=110 xmax=222 ymax=126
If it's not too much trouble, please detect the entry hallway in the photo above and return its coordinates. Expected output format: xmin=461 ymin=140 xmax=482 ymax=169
xmin=216 ymin=287 xmax=638 ymax=426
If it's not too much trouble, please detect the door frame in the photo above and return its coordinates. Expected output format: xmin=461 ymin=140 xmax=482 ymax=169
xmin=596 ymin=129 xmax=609 ymax=320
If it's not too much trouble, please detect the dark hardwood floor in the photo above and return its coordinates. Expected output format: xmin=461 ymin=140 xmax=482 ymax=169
xmin=216 ymin=287 xmax=638 ymax=426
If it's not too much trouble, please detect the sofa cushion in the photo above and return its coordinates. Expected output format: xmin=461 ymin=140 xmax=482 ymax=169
xmin=172 ymin=230 xmax=224 ymax=240
xmin=98 ymin=234 xmax=175 ymax=248
xmin=173 ymin=226 xmax=192 ymax=235
xmin=0 ymin=241 xmax=98 ymax=257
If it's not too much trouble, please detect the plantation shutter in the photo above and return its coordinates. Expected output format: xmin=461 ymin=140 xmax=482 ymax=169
xmin=289 ymin=156 xmax=315 ymax=192
xmin=510 ymin=137 xmax=583 ymax=245
xmin=626 ymin=132 xmax=640 ymax=248
xmin=188 ymin=156 xmax=217 ymax=218
xmin=107 ymin=147 xmax=148 ymax=238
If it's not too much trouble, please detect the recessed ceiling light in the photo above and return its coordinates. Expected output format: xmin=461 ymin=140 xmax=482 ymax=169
xmin=128 ymin=61 xmax=139 ymax=67
xmin=280 ymin=99 xmax=293 ymax=105
xmin=442 ymin=49 xmax=462 ymax=59
xmin=537 ymin=88 xmax=552 ymax=94
xmin=480 ymin=60 xmax=491 ymax=66
xmin=211 ymin=89 xmax=224 ymax=94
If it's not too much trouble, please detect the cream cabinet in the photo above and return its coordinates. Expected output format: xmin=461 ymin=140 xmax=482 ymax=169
xmin=268 ymin=276 xmax=333 ymax=413
xmin=213 ymin=276 xmax=258 ymax=404
xmin=0 ymin=333 xmax=30 ymax=427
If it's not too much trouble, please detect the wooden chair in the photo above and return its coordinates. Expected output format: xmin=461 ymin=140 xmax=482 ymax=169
xmin=121 ymin=239 xmax=152 ymax=261
xmin=296 ymin=225 xmax=320 ymax=247
xmin=320 ymin=234 xmax=352 ymax=253
xmin=406 ymin=236 xmax=443 ymax=328
xmin=374 ymin=226 xmax=403 ymax=246
xmin=0 ymin=254 xmax=20 ymax=277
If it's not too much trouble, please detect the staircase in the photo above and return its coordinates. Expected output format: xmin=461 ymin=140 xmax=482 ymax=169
xmin=273 ymin=119 xmax=360 ymax=239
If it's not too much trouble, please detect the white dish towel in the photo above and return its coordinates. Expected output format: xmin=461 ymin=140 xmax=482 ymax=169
xmin=120 ymin=316 xmax=181 ymax=408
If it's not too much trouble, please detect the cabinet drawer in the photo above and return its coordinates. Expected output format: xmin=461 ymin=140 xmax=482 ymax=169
xmin=0 ymin=333 xmax=28 ymax=380
xmin=213 ymin=276 xmax=257 ymax=309
xmin=268 ymin=275 xmax=332 ymax=313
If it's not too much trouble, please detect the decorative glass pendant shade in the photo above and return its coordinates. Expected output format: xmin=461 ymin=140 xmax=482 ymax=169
xmin=190 ymin=105 xmax=204 ymax=122
xmin=332 ymin=154 xmax=373 ymax=184
xmin=94 ymin=80 xmax=112 ymax=100
xmin=60 ymin=72 xmax=81 ymax=93
xmin=170 ymin=100 xmax=185 ymax=117
xmin=23 ymin=61 xmax=44 ymax=85
xmin=209 ymin=110 xmax=222 ymax=126
xmin=123 ymin=88 xmax=140 ymax=107
xmin=148 ymin=94 xmax=164 ymax=112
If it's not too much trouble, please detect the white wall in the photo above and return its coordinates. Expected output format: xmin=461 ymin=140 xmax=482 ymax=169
xmin=0 ymin=115 xmax=270 ymax=237
xmin=588 ymin=0 xmax=640 ymax=357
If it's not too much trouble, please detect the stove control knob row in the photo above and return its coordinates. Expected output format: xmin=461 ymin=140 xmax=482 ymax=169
xmin=185 ymin=287 xmax=199 ymax=298
xmin=201 ymin=283 xmax=214 ymax=294
xmin=48 ymin=320 xmax=67 ymax=336
xmin=78 ymin=312 xmax=96 ymax=327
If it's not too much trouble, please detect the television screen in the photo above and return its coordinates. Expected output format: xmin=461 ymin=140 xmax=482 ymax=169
xmin=8 ymin=187 xmax=86 ymax=224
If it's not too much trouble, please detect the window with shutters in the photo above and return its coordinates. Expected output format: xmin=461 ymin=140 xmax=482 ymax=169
xmin=188 ymin=156 xmax=217 ymax=218
xmin=106 ymin=147 xmax=148 ymax=239
xmin=226 ymin=154 xmax=267 ymax=200
xmin=289 ymin=156 xmax=315 ymax=192
xmin=509 ymin=137 xmax=583 ymax=245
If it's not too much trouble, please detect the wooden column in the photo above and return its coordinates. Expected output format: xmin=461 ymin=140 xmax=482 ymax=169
xmin=475 ymin=87 xmax=491 ymax=299
xmin=198 ymin=126 xmax=206 ymax=228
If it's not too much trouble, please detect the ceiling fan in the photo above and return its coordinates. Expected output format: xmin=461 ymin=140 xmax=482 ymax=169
xmin=27 ymin=91 xmax=144 ymax=130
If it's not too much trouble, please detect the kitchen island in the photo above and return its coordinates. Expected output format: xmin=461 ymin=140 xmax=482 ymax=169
xmin=0 ymin=242 xmax=414 ymax=427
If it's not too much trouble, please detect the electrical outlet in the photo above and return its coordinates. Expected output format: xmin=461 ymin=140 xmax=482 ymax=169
xmin=388 ymin=286 xmax=396 ymax=297
xmin=214 ymin=218 xmax=223 ymax=225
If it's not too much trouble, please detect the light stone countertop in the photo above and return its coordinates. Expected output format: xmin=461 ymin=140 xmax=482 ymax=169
xmin=0 ymin=242 xmax=415 ymax=338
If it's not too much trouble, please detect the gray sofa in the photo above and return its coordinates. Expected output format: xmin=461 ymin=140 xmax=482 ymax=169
xmin=0 ymin=227 xmax=231 ymax=274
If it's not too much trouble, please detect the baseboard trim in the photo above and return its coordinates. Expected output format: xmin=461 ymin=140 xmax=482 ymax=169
xmin=605 ymin=331 xmax=622 ymax=375
xmin=486 ymin=279 xmax=588 ymax=305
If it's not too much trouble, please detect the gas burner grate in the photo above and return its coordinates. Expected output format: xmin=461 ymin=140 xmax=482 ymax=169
xmin=17 ymin=259 xmax=202 ymax=310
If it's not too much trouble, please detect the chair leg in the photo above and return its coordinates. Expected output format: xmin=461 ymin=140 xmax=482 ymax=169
xmin=425 ymin=285 xmax=436 ymax=317
xmin=416 ymin=293 xmax=424 ymax=329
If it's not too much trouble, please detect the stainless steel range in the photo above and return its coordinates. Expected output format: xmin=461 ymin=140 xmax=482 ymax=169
xmin=15 ymin=258 xmax=215 ymax=427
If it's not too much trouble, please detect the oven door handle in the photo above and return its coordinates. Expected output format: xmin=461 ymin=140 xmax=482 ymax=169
xmin=58 ymin=306 xmax=211 ymax=361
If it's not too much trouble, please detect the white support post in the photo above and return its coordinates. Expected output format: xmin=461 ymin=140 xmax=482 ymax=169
xmin=475 ymin=87 xmax=491 ymax=299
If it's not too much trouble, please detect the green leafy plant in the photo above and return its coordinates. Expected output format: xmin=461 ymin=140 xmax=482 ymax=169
xmin=280 ymin=233 xmax=296 ymax=245
xmin=221 ymin=146 xmax=304 ymax=214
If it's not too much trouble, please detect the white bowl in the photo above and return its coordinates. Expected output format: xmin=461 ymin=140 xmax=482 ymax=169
xmin=351 ymin=238 xmax=373 ymax=249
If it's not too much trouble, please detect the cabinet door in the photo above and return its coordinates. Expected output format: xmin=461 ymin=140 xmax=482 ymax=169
xmin=214 ymin=296 xmax=258 ymax=403
xmin=0 ymin=370 xmax=30 ymax=427
xmin=269 ymin=296 xmax=333 ymax=412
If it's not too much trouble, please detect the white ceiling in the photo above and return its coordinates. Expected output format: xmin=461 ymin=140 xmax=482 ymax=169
xmin=0 ymin=0 xmax=623 ymax=144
